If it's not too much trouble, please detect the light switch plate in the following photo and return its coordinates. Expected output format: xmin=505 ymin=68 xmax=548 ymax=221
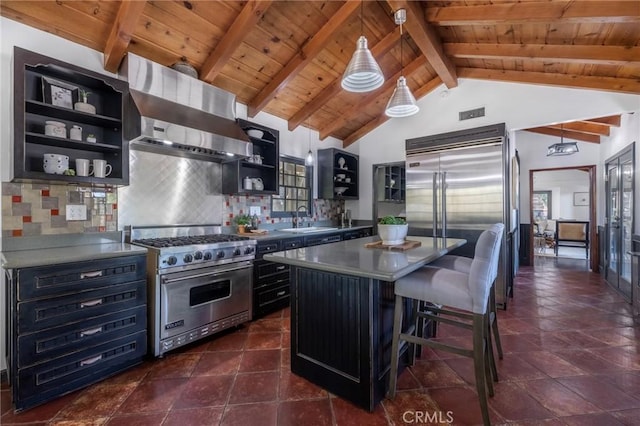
xmin=249 ymin=206 xmax=261 ymax=216
xmin=66 ymin=204 xmax=87 ymax=221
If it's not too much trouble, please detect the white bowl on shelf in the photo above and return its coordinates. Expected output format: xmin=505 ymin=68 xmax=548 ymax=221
xmin=247 ymin=129 xmax=264 ymax=139
xmin=334 ymin=187 xmax=348 ymax=195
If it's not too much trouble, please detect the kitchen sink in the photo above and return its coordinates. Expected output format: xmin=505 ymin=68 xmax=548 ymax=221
xmin=278 ymin=226 xmax=339 ymax=234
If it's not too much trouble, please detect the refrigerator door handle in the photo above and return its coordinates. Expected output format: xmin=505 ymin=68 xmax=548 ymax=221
xmin=441 ymin=171 xmax=447 ymax=239
xmin=432 ymin=172 xmax=439 ymax=237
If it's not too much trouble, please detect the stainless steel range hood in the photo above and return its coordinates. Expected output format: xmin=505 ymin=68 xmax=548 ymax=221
xmin=121 ymin=53 xmax=252 ymax=162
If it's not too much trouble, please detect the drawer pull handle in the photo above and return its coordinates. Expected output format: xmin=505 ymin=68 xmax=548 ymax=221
xmin=80 ymin=355 xmax=102 ymax=366
xmin=80 ymin=270 xmax=103 ymax=279
xmin=276 ymin=291 xmax=286 ymax=297
xmin=80 ymin=299 xmax=103 ymax=308
xmin=276 ymin=265 xmax=286 ymax=271
xmin=80 ymin=327 xmax=102 ymax=337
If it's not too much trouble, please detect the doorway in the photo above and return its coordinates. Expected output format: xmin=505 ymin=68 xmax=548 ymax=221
xmin=529 ymin=165 xmax=598 ymax=271
xmin=604 ymin=143 xmax=635 ymax=301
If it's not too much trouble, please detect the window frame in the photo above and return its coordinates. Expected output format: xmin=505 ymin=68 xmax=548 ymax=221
xmin=271 ymin=154 xmax=313 ymax=218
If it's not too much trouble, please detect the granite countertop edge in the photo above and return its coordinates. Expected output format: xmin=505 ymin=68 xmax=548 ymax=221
xmin=2 ymin=243 xmax=148 ymax=269
xmin=244 ymin=225 xmax=372 ymax=241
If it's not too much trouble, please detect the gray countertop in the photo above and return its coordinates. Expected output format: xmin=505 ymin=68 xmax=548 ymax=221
xmin=264 ymin=235 xmax=466 ymax=281
xmin=2 ymin=243 xmax=148 ymax=269
xmin=240 ymin=225 xmax=372 ymax=242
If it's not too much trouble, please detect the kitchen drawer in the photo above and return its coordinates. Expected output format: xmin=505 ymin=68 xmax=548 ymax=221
xmin=18 ymin=280 xmax=146 ymax=333
xmin=255 ymin=270 xmax=289 ymax=290
xmin=17 ymin=255 xmax=146 ymax=301
xmin=15 ymin=330 xmax=146 ymax=410
xmin=256 ymin=283 xmax=290 ymax=309
xmin=282 ymin=238 xmax=303 ymax=249
xmin=256 ymin=261 xmax=289 ymax=279
xmin=256 ymin=241 xmax=281 ymax=257
xmin=18 ymin=305 xmax=147 ymax=367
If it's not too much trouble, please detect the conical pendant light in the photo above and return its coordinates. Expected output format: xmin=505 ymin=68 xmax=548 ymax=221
xmin=385 ymin=9 xmax=419 ymax=118
xmin=341 ymin=1 xmax=384 ymax=93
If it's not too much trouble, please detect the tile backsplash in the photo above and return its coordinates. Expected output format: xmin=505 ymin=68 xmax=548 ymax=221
xmin=1 ymin=182 xmax=117 ymax=238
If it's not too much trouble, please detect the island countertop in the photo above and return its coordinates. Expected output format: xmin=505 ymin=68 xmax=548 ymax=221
xmin=264 ymin=235 xmax=466 ymax=281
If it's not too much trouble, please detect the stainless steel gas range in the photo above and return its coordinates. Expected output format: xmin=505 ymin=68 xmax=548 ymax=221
xmin=127 ymin=225 xmax=256 ymax=357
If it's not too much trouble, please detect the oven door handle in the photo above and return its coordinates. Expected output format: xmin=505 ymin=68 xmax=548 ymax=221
xmin=161 ymin=263 xmax=252 ymax=284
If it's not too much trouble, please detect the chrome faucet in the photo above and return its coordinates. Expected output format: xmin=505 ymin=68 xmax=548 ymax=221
xmin=294 ymin=205 xmax=307 ymax=228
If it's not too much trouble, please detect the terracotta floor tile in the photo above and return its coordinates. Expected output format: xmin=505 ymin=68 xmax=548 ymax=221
xmin=277 ymin=399 xmax=333 ymax=426
xmin=587 ymin=346 xmax=640 ymax=370
xmin=552 ymin=331 xmax=609 ymax=349
xmin=191 ymin=351 xmax=242 ymax=376
xmin=1 ymin=390 xmax=12 ymax=416
xmin=163 ymin=407 xmax=223 ymax=426
xmin=144 ymin=353 xmax=202 ymax=380
xmin=396 ymin=368 xmax=421 ymax=391
xmin=410 ymin=360 xmax=466 ymax=388
xmin=248 ymin=318 xmax=285 ymax=333
xmin=557 ymin=376 xmax=640 ymax=411
xmin=0 ymin=390 xmax=80 ymax=424
xmin=553 ymin=348 xmax=628 ymax=374
xmin=221 ymin=402 xmax=278 ymax=426
xmin=228 ymin=372 xmax=279 ymax=404
xmin=587 ymin=328 xmax=637 ymax=346
xmin=245 ymin=332 xmax=282 ymax=350
xmin=498 ymin=333 xmax=544 ymax=353
xmin=611 ymin=408 xmax=640 ymax=426
xmin=601 ymin=372 xmax=640 ymax=395
xmin=105 ymin=412 xmax=167 ymax=426
xmin=560 ymin=412 xmax=626 ymax=426
xmin=54 ymin=383 xmax=137 ymax=421
xmin=278 ymin=371 xmax=328 ymax=401
xmin=238 ymin=349 xmax=280 ymax=373
xmin=172 ymin=375 xmax=234 ymax=409
xmin=206 ymin=330 xmax=248 ymax=352
xmin=515 ymin=378 xmax=599 ymax=416
xmin=117 ymin=378 xmax=187 ymax=414
xmin=100 ymin=362 xmax=153 ymax=386
xmin=331 ymin=396 xmax=389 ymax=426
xmin=426 ymin=386 xmax=502 ymax=425
xmin=518 ymin=351 xmax=587 ymax=378
xmin=488 ymin=381 xmax=556 ymax=422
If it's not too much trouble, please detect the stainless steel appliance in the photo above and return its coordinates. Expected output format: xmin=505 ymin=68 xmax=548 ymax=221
xmin=128 ymin=224 xmax=256 ymax=356
xmin=405 ymin=123 xmax=514 ymax=308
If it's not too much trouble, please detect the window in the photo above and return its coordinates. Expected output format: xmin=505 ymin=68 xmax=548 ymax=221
xmin=532 ymin=191 xmax=552 ymax=221
xmin=271 ymin=156 xmax=312 ymax=217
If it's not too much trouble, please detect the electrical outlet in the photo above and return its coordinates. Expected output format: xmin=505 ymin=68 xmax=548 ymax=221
xmin=249 ymin=206 xmax=261 ymax=216
xmin=66 ymin=204 xmax=87 ymax=221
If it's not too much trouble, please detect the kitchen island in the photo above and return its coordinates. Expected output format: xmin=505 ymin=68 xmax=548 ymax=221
xmin=264 ymin=235 xmax=466 ymax=411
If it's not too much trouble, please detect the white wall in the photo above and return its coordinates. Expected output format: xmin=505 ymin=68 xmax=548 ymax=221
xmin=350 ymin=79 xmax=639 ymax=221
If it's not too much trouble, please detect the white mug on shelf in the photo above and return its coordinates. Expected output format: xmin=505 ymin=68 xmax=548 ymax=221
xmin=75 ymin=159 xmax=93 ymax=177
xmin=92 ymin=159 xmax=112 ymax=178
xmin=70 ymin=125 xmax=82 ymax=141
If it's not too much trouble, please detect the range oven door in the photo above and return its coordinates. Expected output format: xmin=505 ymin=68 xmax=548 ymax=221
xmin=159 ymin=261 xmax=253 ymax=341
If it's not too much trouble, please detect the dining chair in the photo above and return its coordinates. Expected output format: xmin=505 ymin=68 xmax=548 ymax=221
xmin=387 ymin=223 xmax=504 ymax=426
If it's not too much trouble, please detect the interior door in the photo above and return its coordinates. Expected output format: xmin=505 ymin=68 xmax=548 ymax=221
xmin=605 ymin=146 xmax=635 ymax=300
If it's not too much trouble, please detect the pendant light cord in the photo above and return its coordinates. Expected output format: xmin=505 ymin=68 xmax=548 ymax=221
xmin=400 ymin=21 xmax=404 ymax=74
xmin=360 ymin=0 xmax=363 ymax=37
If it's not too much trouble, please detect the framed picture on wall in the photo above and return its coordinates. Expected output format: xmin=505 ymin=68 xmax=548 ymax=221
xmin=573 ymin=192 xmax=589 ymax=206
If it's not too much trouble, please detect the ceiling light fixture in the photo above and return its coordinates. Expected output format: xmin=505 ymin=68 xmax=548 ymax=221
xmin=305 ymin=118 xmax=313 ymax=166
xmin=546 ymin=124 xmax=579 ymax=156
xmin=385 ymin=9 xmax=419 ymax=118
xmin=341 ymin=1 xmax=384 ymax=93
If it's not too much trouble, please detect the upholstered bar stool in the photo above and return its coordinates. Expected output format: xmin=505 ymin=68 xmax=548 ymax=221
xmin=388 ymin=224 xmax=504 ymax=426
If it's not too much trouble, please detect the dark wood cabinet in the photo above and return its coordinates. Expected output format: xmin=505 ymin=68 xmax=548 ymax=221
xmin=5 ymin=254 xmax=147 ymax=411
xmin=13 ymin=47 xmax=130 ymax=186
xmin=222 ymin=119 xmax=279 ymax=195
xmin=318 ymin=148 xmax=359 ymax=200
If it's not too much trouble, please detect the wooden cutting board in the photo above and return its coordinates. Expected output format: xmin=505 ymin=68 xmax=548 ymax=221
xmin=364 ymin=240 xmax=421 ymax=251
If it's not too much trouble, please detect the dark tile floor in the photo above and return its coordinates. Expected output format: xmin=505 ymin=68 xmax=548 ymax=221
xmin=2 ymin=257 xmax=639 ymax=425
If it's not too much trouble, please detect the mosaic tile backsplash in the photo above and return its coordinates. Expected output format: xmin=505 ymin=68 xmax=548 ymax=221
xmin=1 ymin=182 xmax=117 ymax=238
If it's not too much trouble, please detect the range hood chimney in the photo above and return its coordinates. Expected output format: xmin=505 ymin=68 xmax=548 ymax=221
xmin=120 ymin=53 xmax=252 ymax=162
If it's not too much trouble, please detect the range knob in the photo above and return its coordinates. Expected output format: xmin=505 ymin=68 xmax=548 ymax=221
xmin=203 ymin=251 xmax=213 ymax=261
xmin=244 ymin=246 xmax=254 ymax=255
xmin=194 ymin=251 xmax=203 ymax=260
xmin=216 ymin=251 xmax=225 ymax=259
xmin=233 ymin=248 xmax=241 ymax=256
xmin=167 ymin=256 xmax=177 ymax=265
xmin=183 ymin=254 xmax=193 ymax=263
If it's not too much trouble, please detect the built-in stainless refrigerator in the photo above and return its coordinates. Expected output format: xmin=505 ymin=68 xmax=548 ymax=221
xmin=405 ymin=123 xmax=514 ymax=308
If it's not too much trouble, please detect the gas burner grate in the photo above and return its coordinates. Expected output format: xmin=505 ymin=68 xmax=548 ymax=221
xmin=133 ymin=234 xmax=250 ymax=248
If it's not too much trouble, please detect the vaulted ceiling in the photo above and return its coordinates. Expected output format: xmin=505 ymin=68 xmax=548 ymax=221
xmin=2 ymin=1 xmax=638 ymax=147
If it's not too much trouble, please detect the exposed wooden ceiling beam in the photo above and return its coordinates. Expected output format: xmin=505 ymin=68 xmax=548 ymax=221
xmin=445 ymin=43 xmax=640 ymax=67
xmin=287 ymin=30 xmax=398 ymax=132
xmin=343 ymin=76 xmax=442 ymax=147
xmin=200 ymin=0 xmax=272 ymax=83
xmin=457 ymin=67 xmax=640 ymax=94
xmin=247 ymin=1 xmax=361 ymax=117
xmin=103 ymin=0 xmax=147 ymax=72
xmin=580 ymin=115 xmax=622 ymax=127
xmin=320 ymin=56 xmax=427 ymax=140
xmin=547 ymin=122 xmax=611 ymax=136
xmin=525 ymin=127 xmax=601 ymax=143
xmin=387 ymin=0 xmax=458 ymax=89
xmin=425 ymin=1 xmax=640 ymax=25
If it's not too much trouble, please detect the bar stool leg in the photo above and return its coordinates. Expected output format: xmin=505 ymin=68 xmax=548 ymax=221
xmin=490 ymin=285 xmax=503 ymax=360
xmin=473 ymin=314 xmax=491 ymax=426
xmin=388 ymin=295 xmax=404 ymax=398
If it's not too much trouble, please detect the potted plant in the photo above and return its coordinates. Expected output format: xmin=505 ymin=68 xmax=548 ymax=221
xmin=234 ymin=214 xmax=251 ymax=234
xmin=377 ymin=215 xmax=408 ymax=245
xmin=74 ymin=89 xmax=96 ymax=114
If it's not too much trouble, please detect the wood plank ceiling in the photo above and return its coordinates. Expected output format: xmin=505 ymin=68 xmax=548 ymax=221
xmin=2 ymin=1 xmax=638 ymax=148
